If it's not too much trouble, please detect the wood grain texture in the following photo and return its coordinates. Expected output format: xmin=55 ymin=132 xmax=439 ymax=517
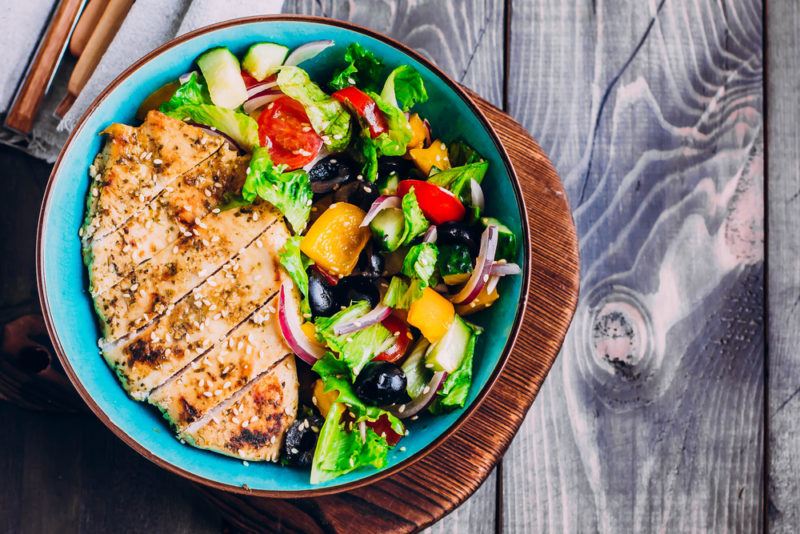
xmin=503 ymin=0 xmax=764 ymax=531
xmin=766 ymin=1 xmax=800 ymax=532
xmin=193 ymin=92 xmax=578 ymax=533
xmin=282 ymin=2 xmax=507 ymax=531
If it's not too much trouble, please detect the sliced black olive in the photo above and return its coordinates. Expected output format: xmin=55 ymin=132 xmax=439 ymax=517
xmin=356 ymin=247 xmax=385 ymax=278
xmin=308 ymin=269 xmax=338 ymax=317
xmin=283 ymin=413 xmax=324 ymax=467
xmin=354 ymin=362 xmax=408 ymax=405
xmin=333 ymin=181 xmax=380 ymax=212
xmin=335 ymin=276 xmax=380 ymax=308
xmin=308 ymin=155 xmax=357 ymax=194
xmin=437 ymin=222 xmax=482 ymax=255
xmin=378 ymin=156 xmax=414 ymax=181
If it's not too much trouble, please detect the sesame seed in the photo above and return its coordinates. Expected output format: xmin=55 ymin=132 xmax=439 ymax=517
xmin=214 ymin=389 xmax=222 ymax=396
xmin=399 ymin=404 xmax=406 ymax=413
xmin=204 ymin=189 xmax=212 ymax=197
xmin=223 ymin=381 xmax=231 ymax=389
xmin=203 ymin=391 xmax=212 ymax=397
xmin=212 ymin=208 xmax=221 ymax=214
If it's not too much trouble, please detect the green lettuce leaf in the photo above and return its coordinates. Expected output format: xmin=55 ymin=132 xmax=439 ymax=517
xmin=352 ymin=126 xmax=379 ymax=182
xmin=241 ymin=147 xmax=312 ymax=232
xmin=437 ymin=244 xmax=473 ymax=277
xmin=329 ymin=43 xmax=384 ymax=93
xmin=401 ymin=243 xmax=438 ymax=287
xmin=310 ymin=402 xmax=392 ymax=484
xmin=448 ymin=140 xmax=484 ymax=167
xmin=381 ymin=65 xmax=428 ymax=112
xmin=163 ymin=104 xmax=260 ymax=151
xmin=369 ymin=92 xmax=413 ymax=157
xmin=314 ymin=302 xmax=396 ymax=377
xmin=382 ymin=276 xmax=424 ymax=309
xmin=159 ymin=72 xmax=210 ymax=110
xmin=428 ymin=325 xmax=480 ymax=414
xmin=278 ymin=236 xmax=314 ymax=315
xmin=277 ymin=66 xmax=352 ymax=151
xmin=427 ymin=161 xmax=489 ymax=199
xmin=399 ymin=189 xmax=430 ymax=246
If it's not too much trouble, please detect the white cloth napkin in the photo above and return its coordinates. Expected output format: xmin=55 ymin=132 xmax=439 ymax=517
xmin=3 ymin=0 xmax=284 ymax=161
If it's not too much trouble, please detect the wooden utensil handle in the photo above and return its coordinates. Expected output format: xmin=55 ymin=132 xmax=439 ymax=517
xmin=69 ymin=0 xmax=107 ymax=57
xmin=3 ymin=0 xmax=86 ymax=135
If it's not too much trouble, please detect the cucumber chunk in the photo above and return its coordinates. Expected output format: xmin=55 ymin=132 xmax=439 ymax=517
xmin=196 ymin=47 xmax=248 ymax=109
xmin=370 ymin=207 xmax=404 ymax=251
xmin=242 ymin=42 xmax=289 ymax=81
xmin=425 ymin=316 xmax=473 ymax=373
xmin=481 ymin=217 xmax=517 ymax=261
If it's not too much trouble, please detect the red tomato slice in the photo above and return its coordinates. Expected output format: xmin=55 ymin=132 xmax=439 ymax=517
xmin=258 ymin=96 xmax=323 ymax=169
xmin=241 ymin=70 xmax=260 ymax=88
xmin=396 ymin=180 xmax=466 ymax=225
xmin=366 ymin=415 xmax=403 ymax=446
xmin=332 ymin=86 xmax=388 ymax=138
xmin=374 ymin=314 xmax=412 ymax=362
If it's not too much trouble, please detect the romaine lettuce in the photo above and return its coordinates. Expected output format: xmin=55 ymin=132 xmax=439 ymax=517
xmin=241 ymin=147 xmax=313 ymax=232
xmin=380 ymin=65 xmax=428 ymax=111
xmin=329 ymin=43 xmax=384 ymax=93
xmin=401 ymin=243 xmax=438 ymax=287
xmin=427 ymin=161 xmax=489 ymax=199
xmin=278 ymin=236 xmax=314 ymax=314
xmin=399 ymin=189 xmax=430 ymax=246
xmin=277 ymin=66 xmax=352 ymax=151
xmin=369 ymin=91 xmax=413 ymax=157
xmin=382 ymin=276 xmax=424 ymax=309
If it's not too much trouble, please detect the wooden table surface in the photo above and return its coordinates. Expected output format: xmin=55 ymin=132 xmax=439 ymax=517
xmin=1 ymin=0 xmax=789 ymax=532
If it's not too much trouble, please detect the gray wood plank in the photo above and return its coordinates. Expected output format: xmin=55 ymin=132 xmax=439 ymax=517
xmin=766 ymin=1 xmax=800 ymax=532
xmin=503 ymin=0 xmax=764 ymax=531
xmin=282 ymin=2 xmax=505 ymax=531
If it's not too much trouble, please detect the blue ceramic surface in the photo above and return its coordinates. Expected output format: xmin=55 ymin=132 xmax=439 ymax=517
xmin=39 ymin=18 xmax=526 ymax=493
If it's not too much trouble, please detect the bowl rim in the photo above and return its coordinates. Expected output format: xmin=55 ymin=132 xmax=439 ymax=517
xmin=36 ymin=14 xmax=531 ymax=498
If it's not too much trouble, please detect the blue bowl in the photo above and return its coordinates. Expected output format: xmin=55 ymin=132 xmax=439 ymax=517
xmin=37 ymin=16 xmax=529 ymax=496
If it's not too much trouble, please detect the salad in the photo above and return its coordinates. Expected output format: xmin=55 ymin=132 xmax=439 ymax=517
xmin=137 ymin=39 xmax=521 ymax=483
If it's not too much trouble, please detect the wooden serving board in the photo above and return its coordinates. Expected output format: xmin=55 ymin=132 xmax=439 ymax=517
xmin=0 ymin=93 xmax=578 ymax=533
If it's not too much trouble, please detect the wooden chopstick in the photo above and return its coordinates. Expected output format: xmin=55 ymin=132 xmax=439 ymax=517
xmin=4 ymin=0 xmax=86 ymax=135
xmin=69 ymin=0 xmax=107 ymax=57
xmin=55 ymin=0 xmax=134 ymax=118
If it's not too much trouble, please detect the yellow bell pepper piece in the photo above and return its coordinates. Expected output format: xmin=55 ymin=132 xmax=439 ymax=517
xmin=313 ymin=379 xmax=338 ymax=418
xmin=409 ymin=139 xmax=450 ymax=175
xmin=456 ymin=286 xmax=500 ymax=316
xmin=407 ymin=114 xmax=428 ymax=149
xmin=300 ymin=202 xmax=370 ymax=276
xmin=408 ymin=287 xmax=455 ymax=342
xmin=442 ymin=272 xmax=470 ymax=286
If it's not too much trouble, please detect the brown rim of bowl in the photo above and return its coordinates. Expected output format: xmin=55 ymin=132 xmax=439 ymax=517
xmin=36 ymin=14 xmax=531 ymax=499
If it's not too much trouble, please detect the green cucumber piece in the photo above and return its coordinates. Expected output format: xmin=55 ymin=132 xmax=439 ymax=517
xmin=425 ymin=316 xmax=473 ymax=373
xmin=481 ymin=217 xmax=517 ymax=261
xmin=369 ymin=207 xmax=404 ymax=251
xmin=242 ymin=42 xmax=289 ymax=81
xmin=401 ymin=339 xmax=432 ymax=398
xmin=196 ymin=47 xmax=248 ymax=109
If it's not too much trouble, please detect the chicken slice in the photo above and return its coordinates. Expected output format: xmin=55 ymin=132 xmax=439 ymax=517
xmin=182 ymin=356 xmax=298 ymax=462
xmin=85 ymin=143 xmax=248 ymax=295
xmin=94 ymin=203 xmax=279 ymax=341
xmin=148 ymin=290 xmax=293 ymax=432
xmin=102 ymin=221 xmax=290 ymax=400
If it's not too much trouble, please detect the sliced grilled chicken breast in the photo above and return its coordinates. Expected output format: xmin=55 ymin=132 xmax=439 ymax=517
xmin=94 ymin=203 xmax=279 ymax=341
xmin=81 ymin=111 xmax=223 ymax=243
xmin=102 ymin=222 xmax=290 ymax=400
xmin=85 ymin=143 xmax=248 ymax=295
xmin=148 ymin=290 xmax=293 ymax=432
xmin=182 ymin=356 xmax=298 ymax=462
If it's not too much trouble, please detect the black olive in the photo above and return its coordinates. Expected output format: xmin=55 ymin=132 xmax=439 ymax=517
xmin=335 ymin=276 xmax=380 ymax=308
xmin=356 ymin=247 xmax=385 ymax=278
xmin=308 ymin=155 xmax=357 ymax=194
xmin=333 ymin=181 xmax=379 ymax=212
xmin=378 ymin=156 xmax=414 ymax=181
xmin=283 ymin=413 xmax=324 ymax=467
xmin=437 ymin=222 xmax=482 ymax=254
xmin=308 ymin=269 xmax=338 ymax=317
xmin=354 ymin=362 xmax=408 ymax=405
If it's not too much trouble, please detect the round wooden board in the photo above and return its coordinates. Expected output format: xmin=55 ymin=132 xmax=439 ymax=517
xmin=192 ymin=92 xmax=580 ymax=533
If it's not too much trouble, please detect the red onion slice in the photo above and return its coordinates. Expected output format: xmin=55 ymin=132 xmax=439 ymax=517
xmin=449 ymin=225 xmax=498 ymax=305
xmin=360 ymin=195 xmax=401 ymax=227
xmin=485 ymin=274 xmax=500 ymax=295
xmin=423 ymin=226 xmax=438 ymax=243
xmin=246 ymin=81 xmax=279 ymax=98
xmin=242 ymin=93 xmax=282 ymax=115
xmin=277 ymin=282 xmax=325 ymax=365
xmin=491 ymin=262 xmax=521 ymax=276
xmin=333 ymin=304 xmax=392 ymax=336
xmin=470 ymin=179 xmax=485 ymax=211
xmin=284 ymin=40 xmax=335 ymax=66
xmin=388 ymin=371 xmax=447 ymax=419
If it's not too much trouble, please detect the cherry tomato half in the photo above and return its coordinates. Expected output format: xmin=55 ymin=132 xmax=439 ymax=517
xmin=332 ymin=86 xmax=388 ymax=138
xmin=366 ymin=414 xmax=403 ymax=446
xmin=396 ymin=179 xmax=466 ymax=225
xmin=374 ymin=314 xmax=412 ymax=363
xmin=258 ymin=96 xmax=323 ymax=169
